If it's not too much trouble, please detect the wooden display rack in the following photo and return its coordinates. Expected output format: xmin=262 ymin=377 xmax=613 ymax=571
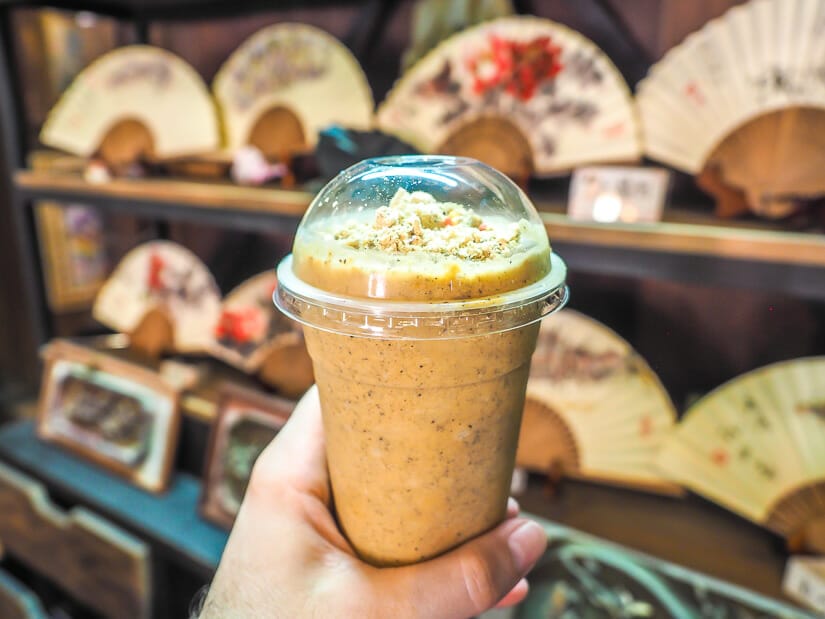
xmin=1 ymin=2 xmax=824 ymax=617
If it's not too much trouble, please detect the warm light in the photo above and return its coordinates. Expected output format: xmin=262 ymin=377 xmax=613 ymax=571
xmin=592 ymin=192 xmax=622 ymax=223
xmin=75 ymin=11 xmax=98 ymax=28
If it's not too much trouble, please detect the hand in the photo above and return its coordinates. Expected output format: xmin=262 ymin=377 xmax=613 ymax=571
xmin=200 ymin=386 xmax=547 ymax=619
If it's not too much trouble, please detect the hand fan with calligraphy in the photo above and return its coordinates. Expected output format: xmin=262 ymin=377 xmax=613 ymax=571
xmin=213 ymin=23 xmax=374 ymax=161
xmin=40 ymin=45 xmax=219 ymax=165
xmin=93 ymin=241 xmax=221 ymax=355
xmin=377 ymin=16 xmax=642 ymax=180
xmin=636 ymin=0 xmax=825 ymax=218
xmin=517 ymin=310 xmax=678 ymax=493
xmin=657 ymin=357 xmax=825 ymax=552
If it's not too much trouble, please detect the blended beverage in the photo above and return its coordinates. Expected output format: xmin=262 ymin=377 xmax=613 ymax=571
xmin=276 ymin=158 xmax=565 ymax=566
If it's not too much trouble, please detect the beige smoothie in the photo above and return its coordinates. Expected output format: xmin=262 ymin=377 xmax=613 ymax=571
xmin=291 ymin=188 xmax=552 ymax=566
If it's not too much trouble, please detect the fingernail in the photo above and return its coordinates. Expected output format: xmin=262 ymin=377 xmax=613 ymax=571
xmin=507 ymin=520 xmax=547 ymax=573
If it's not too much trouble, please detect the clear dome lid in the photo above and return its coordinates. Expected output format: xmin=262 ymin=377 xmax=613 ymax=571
xmin=276 ymin=155 xmax=568 ymax=339
xmin=297 ymin=155 xmax=545 ymax=235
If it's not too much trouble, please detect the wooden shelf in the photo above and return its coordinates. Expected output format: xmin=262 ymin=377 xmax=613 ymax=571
xmin=15 ymin=168 xmax=313 ymax=234
xmin=15 ymin=166 xmax=825 ymax=299
xmin=16 ymin=169 xmax=314 ymax=215
xmin=0 ymin=420 xmax=228 ymax=577
xmin=541 ymin=211 xmax=825 ymax=268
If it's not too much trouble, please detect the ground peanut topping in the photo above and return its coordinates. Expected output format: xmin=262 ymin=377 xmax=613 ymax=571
xmin=332 ymin=188 xmax=530 ymax=261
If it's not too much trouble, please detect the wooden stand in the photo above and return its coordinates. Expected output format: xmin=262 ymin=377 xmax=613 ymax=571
xmin=437 ymin=117 xmax=533 ymax=186
xmin=257 ymin=335 xmax=314 ymax=400
xmin=516 ymin=398 xmax=579 ymax=473
xmin=248 ymin=106 xmax=307 ymax=163
xmin=97 ymin=118 xmax=154 ymax=171
xmin=129 ymin=307 xmax=175 ymax=359
xmin=701 ymin=107 xmax=825 ymax=219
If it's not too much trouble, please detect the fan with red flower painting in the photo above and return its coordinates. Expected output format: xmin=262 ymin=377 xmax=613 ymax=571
xmin=93 ymin=241 xmax=221 ymax=355
xmin=377 ymin=16 xmax=641 ymax=181
xmin=209 ymin=273 xmax=314 ymax=399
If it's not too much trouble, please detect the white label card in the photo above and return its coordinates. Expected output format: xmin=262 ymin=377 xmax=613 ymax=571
xmin=783 ymin=556 xmax=825 ymax=613
xmin=568 ymin=166 xmax=670 ymax=224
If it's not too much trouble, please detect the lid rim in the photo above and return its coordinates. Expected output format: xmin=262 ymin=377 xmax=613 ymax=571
xmin=276 ymin=253 xmax=567 ymax=315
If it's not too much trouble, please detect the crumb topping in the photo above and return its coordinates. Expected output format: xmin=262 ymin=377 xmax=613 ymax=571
xmin=332 ymin=188 xmax=531 ymax=261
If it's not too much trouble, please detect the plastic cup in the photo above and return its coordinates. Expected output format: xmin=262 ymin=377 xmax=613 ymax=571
xmin=275 ymin=156 xmax=567 ymax=566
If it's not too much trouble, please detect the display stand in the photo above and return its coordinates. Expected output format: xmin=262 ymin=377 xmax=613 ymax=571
xmin=0 ymin=1 xmax=823 ymax=617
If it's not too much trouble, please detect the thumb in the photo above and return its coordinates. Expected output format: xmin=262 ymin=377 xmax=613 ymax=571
xmin=377 ymin=518 xmax=547 ymax=619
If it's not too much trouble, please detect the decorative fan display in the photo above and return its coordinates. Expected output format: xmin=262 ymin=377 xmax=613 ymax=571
xmin=377 ymin=16 xmax=641 ymax=179
xmin=636 ymin=0 xmax=825 ymax=218
xmin=213 ymin=23 xmax=374 ymax=160
xmin=517 ymin=310 xmax=678 ymax=492
xmin=208 ymin=272 xmax=314 ymax=398
xmin=209 ymin=272 xmax=301 ymax=372
xmin=658 ymin=357 xmax=825 ymax=552
xmin=40 ymin=45 xmax=219 ymax=164
xmin=93 ymin=241 xmax=221 ymax=355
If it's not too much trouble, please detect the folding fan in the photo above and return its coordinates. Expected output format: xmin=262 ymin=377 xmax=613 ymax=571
xmin=517 ymin=310 xmax=678 ymax=492
xmin=377 ymin=16 xmax=642 ymax=179
xmin=40 ymin=45 xmax=219 ymax=163
xmin=636 ymin=0 xmax=825 ymax=217
xmin=658 ymin=357 xmax=825 ymax=552
xmin=213 ymin=23 xmax=374 ymax=159
xmin=93 ymin=241 xmax=221 ymax=354
xmin=209 ymin=272 xmax=296 ymax=371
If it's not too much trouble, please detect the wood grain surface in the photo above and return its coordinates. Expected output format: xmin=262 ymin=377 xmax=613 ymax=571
xmin=0 ymin=461 xmax=150 ymax=619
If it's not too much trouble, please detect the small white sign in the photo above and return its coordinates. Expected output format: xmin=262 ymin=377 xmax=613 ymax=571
xmin=783 ymin=556 xmax=825 ymax=613
xmin=568 ymin=166 xmax=670 ymax=224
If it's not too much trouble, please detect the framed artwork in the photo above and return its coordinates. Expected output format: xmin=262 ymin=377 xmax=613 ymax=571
xmin=201 ymin=384 xmax=294 ymax=528
xmin=35 ymin=202 xmax=109 ymax=312
xmin=37 ymin=340 xmax=181 ymax=493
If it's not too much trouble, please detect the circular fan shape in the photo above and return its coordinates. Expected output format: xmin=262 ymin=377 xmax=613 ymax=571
xmin=213 ymin=23 xmax=374 ymax=158
xmin=93 ymin=241 xmax=221 ymax=353
xmin=636 ymin=0 xmax=825 ymax=216
xmin=40 ymin=45 xmax=219 ymax=160
xmin=209 ymin=272 xmax=301 ymax=372
xmin=517 ymin=310 xmax=677 ymax=492
xmin=377 ymin=16 xmax=641 ymax=177
xmin=657 ymin=357 xmax=825 ymax=541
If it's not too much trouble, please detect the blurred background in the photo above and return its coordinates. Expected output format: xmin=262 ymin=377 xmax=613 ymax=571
xmin=0 ymin=0 xmax=823 ymax=617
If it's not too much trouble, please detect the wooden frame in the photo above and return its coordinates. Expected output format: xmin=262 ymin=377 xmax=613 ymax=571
xmin=34 ymin=201 xmax=109 ymax=312
xmin=36 ymin=340 xmax=181 ymax=493
xmin=200 ymin=383 xmax=293 ymax=528
xmin=0 ymin=462 xmax=151 ymax=619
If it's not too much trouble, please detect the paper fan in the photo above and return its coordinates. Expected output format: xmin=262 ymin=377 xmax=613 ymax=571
xmin=517 ymin=310 xmax=678 ymax=492
xmin=213 ymin=23 xmax=374 ymax=159
xmin=93 ymin=241 xmax=221 ymax=354
xmin=636 ymin=0 xmax=825 ymax=217
xmin=658 ymin=357 xmax=825 ymax=551
xmin=40 ymin=45 xmax=219 ymax=163
xmin=377 ymin=16 xmax=641 ymax=178
xmin=209 ymin=272 xmax=297 ymax=372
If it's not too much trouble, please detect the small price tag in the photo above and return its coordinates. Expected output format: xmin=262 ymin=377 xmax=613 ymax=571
xmin=783 ymin=556 xmax=825 ymax=613
xmin=568 ymin=166 xmax=670 ymax=224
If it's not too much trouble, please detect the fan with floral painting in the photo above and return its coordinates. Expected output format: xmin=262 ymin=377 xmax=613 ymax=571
xmin=40 ymin=45 xmax=219 ymax=169
xmin=208 ymin=272 xmax=313 ymax=398
xmin=93 ymin=241 xmax=221 ymax=356
xmin=213 ymin=23 xmax=374 ymax=163
xmin=378 ymin=16 xmax=641 ymax=181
